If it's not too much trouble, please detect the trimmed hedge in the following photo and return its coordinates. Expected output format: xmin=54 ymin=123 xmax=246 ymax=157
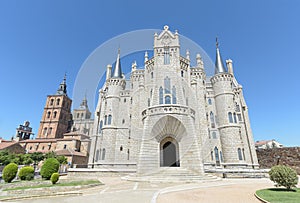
xmin=2 ymin=163 xmax=18 ymax=183
xmin=40 ymin=158 xmax=59 ymax=180
xmin=50 ymin=172 xmax=59 ymax=184
xmin=269 ymin=165 xmax=298 ymax=190
xmin=18 ymin=166 xmax=34 ymax=181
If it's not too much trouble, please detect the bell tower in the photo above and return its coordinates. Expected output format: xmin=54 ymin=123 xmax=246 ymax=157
xmin=37 ymin=75 xmax=72 ymax=139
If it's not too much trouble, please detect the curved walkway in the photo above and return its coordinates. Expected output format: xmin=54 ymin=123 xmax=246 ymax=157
xmin=14 ymin=177 xmax=274 ymax=203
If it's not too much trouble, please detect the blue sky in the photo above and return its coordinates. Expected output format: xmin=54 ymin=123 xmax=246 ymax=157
xmin=0 ymin=0 xmax=299 ymax=146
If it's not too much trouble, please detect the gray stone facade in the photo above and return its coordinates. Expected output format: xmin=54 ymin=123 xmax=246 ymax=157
xmin=89 ymin=26 xmax=258 ymax=176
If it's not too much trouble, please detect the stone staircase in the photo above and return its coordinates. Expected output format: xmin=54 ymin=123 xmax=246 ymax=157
xmin=122 ymin=167 xmax=220 ymax=183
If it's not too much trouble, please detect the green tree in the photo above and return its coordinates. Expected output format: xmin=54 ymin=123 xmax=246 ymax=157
xmin=269 ymin=165 xmax=298 ymax=190
xmin=18 ymin=166 xmax=34 ymax=181
xmin=2 ymin=163 xmax=18 ymax=183
xmin=44 ymin=151 xmax=56 ymax=159
xmin=40 ymin=158 xmax=59 ymax=180
xmin=22 ymin=154 xmax=33 ymax=165
xmin=56 ymin=155 xmax=68 ymax=164
xmin=29 ymin=152 xmax=44 ymax=165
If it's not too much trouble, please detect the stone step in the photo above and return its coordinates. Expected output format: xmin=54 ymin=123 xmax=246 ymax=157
xmin=123 ymin=167 xmax=220 ymax=183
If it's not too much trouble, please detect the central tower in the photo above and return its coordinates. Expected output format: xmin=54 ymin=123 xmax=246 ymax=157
xmin=137 ymin=25 xmax=204 ymax=175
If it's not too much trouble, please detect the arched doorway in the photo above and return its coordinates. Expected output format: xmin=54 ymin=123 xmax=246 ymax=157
xmin=160 ymin=137 xmax=180 ymax=167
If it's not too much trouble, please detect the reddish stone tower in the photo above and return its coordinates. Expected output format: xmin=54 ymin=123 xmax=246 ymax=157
xmin=37 ymin=75 xmax=72 ymax=139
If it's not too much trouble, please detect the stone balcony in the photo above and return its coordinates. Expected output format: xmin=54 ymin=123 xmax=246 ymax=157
xmin=142 ymin=105 xmax=195 ymax=120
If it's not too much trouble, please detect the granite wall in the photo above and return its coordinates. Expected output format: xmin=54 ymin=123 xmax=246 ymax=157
xmin=256 ymin=147 xmax=300 ymax=174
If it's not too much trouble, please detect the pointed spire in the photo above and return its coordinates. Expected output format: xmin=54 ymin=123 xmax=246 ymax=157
xmin=112 ymin=48 xmax=122 ymax=78
xmin=215 ymin=37 xmax=227 ymax=74
xmin=80 ymin=93 xmax=88 ymax=109
xmin=144 ymin=51 xmax=148 ymax=63
xmin=56 ymin=73 xmax=67 ymax=95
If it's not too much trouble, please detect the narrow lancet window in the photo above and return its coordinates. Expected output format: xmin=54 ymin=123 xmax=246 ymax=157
xmin=164 ymin=47 xmax=170 ymax=65
xmin=159 ymin=87 xmax=163 ymax=104
xmin=172 ymin=86 xmax=176 ymax=104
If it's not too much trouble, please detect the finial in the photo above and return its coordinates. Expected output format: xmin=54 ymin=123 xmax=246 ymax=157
xmin=186 ymin=49 xmax=190 ymax=60
xmin=118 ymin=47 xmax=120 ymax=55
xmin=216 ymin=37 xmax=219 ymax=48
xmin=164 ymin=25 xmax=169 ymax=30
xmin=144 ymin=51 xmax=149 ymax=63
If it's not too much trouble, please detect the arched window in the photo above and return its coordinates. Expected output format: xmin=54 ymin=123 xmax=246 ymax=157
xmin=148 ymin=98 xmax=150 ymax=107
xmin=124 ymin=98 xmax=126 ymax=103
xmin=233 ymin=113 xmax=237 ymax=123
xmin=214 ymin=147 xmax=219 ymax=162
xmin=210 ymin=112 xmax=215 ymax=128
xmin=242 ymin=148 xmax=246 ymax=161
xmin=102 ymin=148 xmax=106 ymax=160
xmin=220 ymin=151 xmax=223 ymax=162
xmin=127 ymin=149 xmax=130 ymax=160
xmin=228 ymin=112 xmax=233 ymax=123
xmin=164 ymin=47 xmax=170 ymax=65
xmin=95 ymin=149 xmax=99 ymax=161
xmin=151 ymin=72 xmax=153 ymax=78
xmin=47 ymin=111 xmax=51 ymax=118
xmin=172 ymin=86 xmax=176 ymax=104
xmin=48 ymin=127 xmax=52 ymax=135
xmin=238 ymin=148 xmax=243 ymax=160
xmin=181 ymin=70 xmax=184 ymax=77
xmin=53 ymin=111 xmax=57 ymax=118
xmin=77 ymin=113 xmax=80 ymax=118
xmin=208 ymin=98 xmax=212 ymax=105
xmin=56 ymin=98 xmax=60 ymax=106
xmin=212 ymin=132 xmax=217 ymax=139
xmin=50 ymin=99 xmax=54 ymax=105
xmin=150 ymin=89 xmax=153 ymax=98
xmin=165 ymin=96 xmax=171 ymax=104
xmin=122 ymin=119 xmax=125 ymax=124
xmin=108 ymin=115 xmax=112 ymax=125
xmin=211 ymin=151 xmax=214 ymax=161
xmin=159 ymin=87 xmax=163 ymax=104
xmin=164 ymin=77 xmax=170 ymax=94
xmin=120 ymin=146 xmax=123 ymax=151
xmin=43 ymin=127 xmax=47 ymax=136
xmin=104 ymin=115 xmax=107 ymax=125
xmin=99 ymin=120 xmax=103 ymax=132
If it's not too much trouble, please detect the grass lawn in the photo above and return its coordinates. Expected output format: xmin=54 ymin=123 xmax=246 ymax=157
xmin=256 ymin=188 xmax=300 ymax=203
xmin=3 ymin=180 xmax=101 ymax=191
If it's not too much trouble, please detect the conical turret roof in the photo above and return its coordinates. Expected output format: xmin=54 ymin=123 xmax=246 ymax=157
xmin=215 ymin=38 xmax=227 ymax=74
xmin=112 ymin=48 xmax=122 ymax=78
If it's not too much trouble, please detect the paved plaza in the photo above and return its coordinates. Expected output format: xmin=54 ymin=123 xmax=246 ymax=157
xmin=12 ymin=177 xmax=277 ymax=203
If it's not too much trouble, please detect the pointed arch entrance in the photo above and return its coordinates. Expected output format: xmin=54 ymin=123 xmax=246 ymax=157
xmin=160 ymin=137 xmax=180 ymax=167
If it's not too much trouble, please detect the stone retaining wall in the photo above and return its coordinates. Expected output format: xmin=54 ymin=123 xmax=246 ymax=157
xmin=256 ymin=147 xmax=300 ymax=174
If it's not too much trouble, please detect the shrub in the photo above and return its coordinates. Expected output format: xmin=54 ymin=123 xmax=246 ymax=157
xmin=2 ymin=163 xmax=18 ymax=183
xmin=18 ymin=166 xmax=34 ymax=181
xmin=40 ymin=158 xmax=59 ymax=180
xmin=269 ymin=165 xmax=298 ymax=190
xmin=50 ymin=172 xmax=59 ymax=184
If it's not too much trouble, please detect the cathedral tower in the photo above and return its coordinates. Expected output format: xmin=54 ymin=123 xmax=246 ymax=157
xmin=37 ymin=75 xmax=72 ymax=139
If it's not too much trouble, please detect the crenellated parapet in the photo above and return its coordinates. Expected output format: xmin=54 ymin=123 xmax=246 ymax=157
xmin=107 ymin=78 xmax=126 ymax=88
xmin=210 ymin=73 xmax=233 ymax=84
xmin=179 ymin=56 xmax=189 ymax=71
xmin=130 ymin=69 xmax=145 ymax=82
xmin=190 ymin=68 xmax=205 ymax=80
xmin=145 ymin=57 xmax=154 ymax=73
